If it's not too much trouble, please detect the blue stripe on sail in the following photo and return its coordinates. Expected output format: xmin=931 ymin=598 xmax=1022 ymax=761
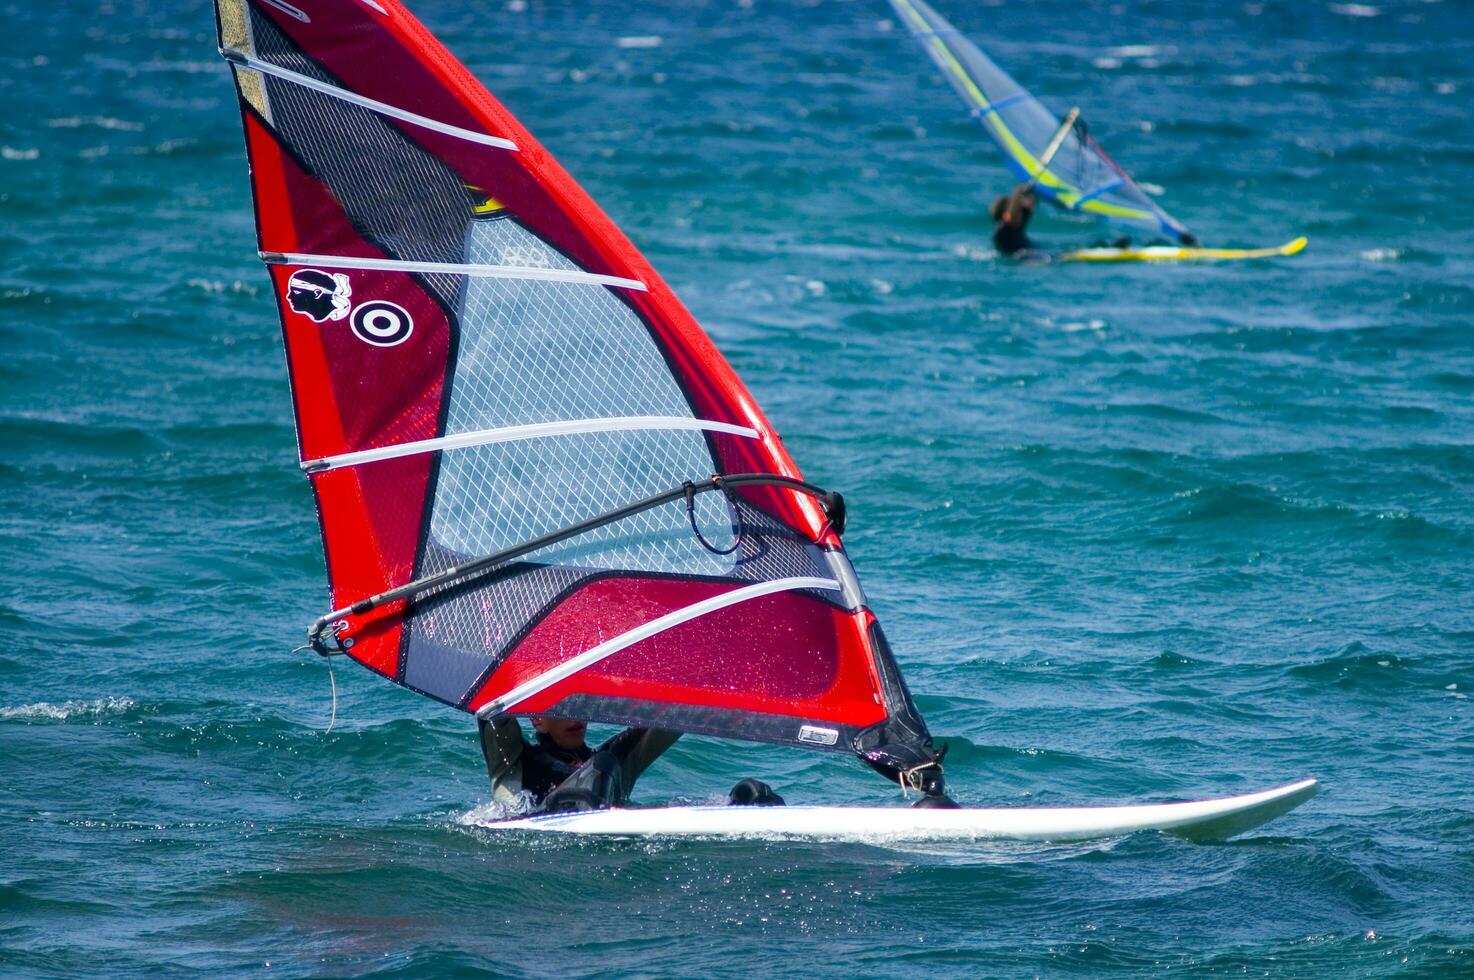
xmin=1000 ymin=155 xmax=1033 ymax=185
xmin=1072 ymin=179 xmax=1125 ymax=207
xmin=968 ymin=93 xmax=1030 ymax=118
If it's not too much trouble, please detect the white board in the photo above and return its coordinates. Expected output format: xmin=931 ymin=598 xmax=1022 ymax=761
xmin=487 ymin=778 xmax=1319 ymax=843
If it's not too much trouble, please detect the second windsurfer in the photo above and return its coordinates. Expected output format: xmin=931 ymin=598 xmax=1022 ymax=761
xmin=989 ymin=183 xmax=1036 ymax=256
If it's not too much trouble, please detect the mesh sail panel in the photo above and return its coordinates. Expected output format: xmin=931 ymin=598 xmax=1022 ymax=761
xmin=432 ymin=216 xmax=737 ymax=575
xmin=215 ymin=0 xmax=937 ymax=761
xmin=890 ymin=0 xmax=1194 ymax=243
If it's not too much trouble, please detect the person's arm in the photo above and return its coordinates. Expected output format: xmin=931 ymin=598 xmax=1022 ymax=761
xmin=597 ymin=727 xmax=681 ymax=793
xmin=478 ymin=715 xmax=528 ymax=805
xmin=1006 ymin=184 xmax=1036 ymax=221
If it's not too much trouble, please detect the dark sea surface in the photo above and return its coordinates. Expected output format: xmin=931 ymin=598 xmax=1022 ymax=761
xmin=3 ymin=0 xmax=1472 ymax=974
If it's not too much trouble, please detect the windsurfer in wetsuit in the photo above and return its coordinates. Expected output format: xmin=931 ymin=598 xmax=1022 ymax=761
xmin=479 ymin=715 xmax=785 ymax=814
xmin=479 ymin=715 xmax=676 ymax=813
xmin=989 ymin=183 xmax=1036 ymax=256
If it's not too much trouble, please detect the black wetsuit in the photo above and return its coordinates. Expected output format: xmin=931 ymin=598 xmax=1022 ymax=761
xmin=479 ymin=719 xmax=592 ymax=802
xmin=478 ymin=716 xmax=678 ymax=813
xmin=992 ymin=221 xmax=1032 ymax=256
xmin=990 ymin=186 xmax=1037 ymax=256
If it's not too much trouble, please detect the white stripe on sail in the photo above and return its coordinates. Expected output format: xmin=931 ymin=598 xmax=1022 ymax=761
xmin=475 ymin=576 xmax=842 ymax=718
xmin=220 ymin=48 xmax=519 ymax=151
xmin=262 ymin=251 xmax=646 ymax=291
xmin=302 ymin=416 xmax=760 ymax=472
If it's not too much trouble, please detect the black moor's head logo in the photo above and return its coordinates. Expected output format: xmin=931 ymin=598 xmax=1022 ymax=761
xmin=285 ymin=269 xmax=352 ymax=323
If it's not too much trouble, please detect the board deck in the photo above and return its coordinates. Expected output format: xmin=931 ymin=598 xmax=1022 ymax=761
xmin=1057 ymin=236 xmax=1308 ymax=263
xmin=488 ymin=778 xmax=1319 ymax=843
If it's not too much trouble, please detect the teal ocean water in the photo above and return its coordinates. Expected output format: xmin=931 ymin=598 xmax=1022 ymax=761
xmin=3 ymin=0 xmax=1472 ymax=974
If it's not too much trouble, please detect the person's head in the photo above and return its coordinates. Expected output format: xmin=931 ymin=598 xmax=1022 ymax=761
xmin=531 ymin=716 xmax=588 ymax=751
xmin=990 ymin=188 xmax=1036 ymax=228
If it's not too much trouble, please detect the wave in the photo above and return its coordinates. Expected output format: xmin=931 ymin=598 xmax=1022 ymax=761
xmin=1329 ymin=3 xmax=1380 ymax=17
xmin=1149 ymin=483 xmax=1457 ymax=548
xmin=1148 ymin=651 xmax=1205 ymax=670
xmin=1287 ymin=644 xmax=1421 ymax=689
xmin=0 ymin=881 xmax=116 ymax=917
xmin=455 ymin=794 xmax=540 ymax=827
xmin=1424 ymin=372 xmax=1474 ymax=392
xmin=0 ymin=415 xmax=163 ymax=458
xmin=0 ymin=696 xmax=138 ymax=722
xmin=46 ymin=115 xmax=144 ymax=131
xmin=1098 ymin=402 xmax=1228 ymax=425
xmin=1159 ymin=483 xmax=1294 ymax=522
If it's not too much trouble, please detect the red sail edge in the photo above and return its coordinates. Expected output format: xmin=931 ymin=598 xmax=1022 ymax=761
xmin=216 ymin=0 xmax=943 ymax=787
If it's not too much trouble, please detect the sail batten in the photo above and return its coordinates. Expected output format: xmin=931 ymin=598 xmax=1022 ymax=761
xmin=301 ymin=416 xmax=761 ymax=472
xmin=223 ymin=47 xmax=520 ymax=150
xmin=262 ymin=251 xmax=646 ymax=290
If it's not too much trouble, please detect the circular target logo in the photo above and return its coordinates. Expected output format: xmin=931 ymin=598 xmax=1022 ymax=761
xmin=350 ymin=300 xmax=414 ymax=347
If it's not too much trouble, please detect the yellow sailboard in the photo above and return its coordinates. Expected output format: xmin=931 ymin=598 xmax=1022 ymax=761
xmin=1058 ymin=236 xmax=1308 ymax=263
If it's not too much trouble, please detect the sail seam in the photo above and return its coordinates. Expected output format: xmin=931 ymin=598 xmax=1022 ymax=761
xmin=303 ymin=416 xmax=761 ymax=472
xmin=220 ymin=48 xmax=520 ymax=151
xmin=474 ymin=576 xmax=842 ymax=718
xmin=261 ymin=250 xmax=646 ymax=290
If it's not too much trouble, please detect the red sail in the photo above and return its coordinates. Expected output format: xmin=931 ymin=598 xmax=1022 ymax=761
xmin=215 ymin=0 xmax=938 ymax=771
